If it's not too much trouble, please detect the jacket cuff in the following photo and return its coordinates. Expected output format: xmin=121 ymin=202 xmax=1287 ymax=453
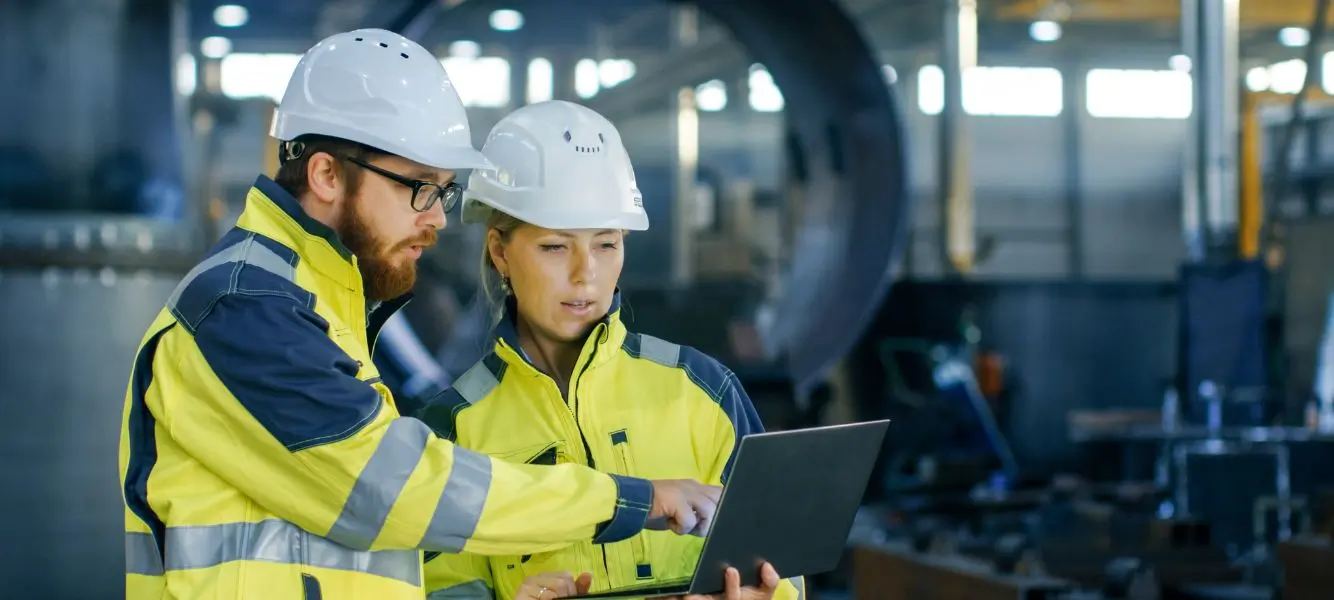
xmin=592 ymin=475 xmax=653 ymax=544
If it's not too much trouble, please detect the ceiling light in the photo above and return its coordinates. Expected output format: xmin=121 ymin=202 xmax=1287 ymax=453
xmin=449 ymin=40 xmax=480 ymax=59
xmin=1029 ymin=20 xmax=1061 ymax=43
xmin=213 ymin=5 xmax=248 ymax=28
xmin=489 ymin=9 xmax=524 ymax=32
xmin=1280 ymin=27 xmax=1310 ymax=48
xmin=695 ymin=80 xmax=727 ymax=112
xmin=200 ymin=36 xmax=232 ymax=59
xmin=1169 ymin=54 xmax=1192 ymax=72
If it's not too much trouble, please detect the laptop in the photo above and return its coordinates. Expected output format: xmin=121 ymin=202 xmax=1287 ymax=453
xmin=568 ymin=419 xmax=891 ymax=599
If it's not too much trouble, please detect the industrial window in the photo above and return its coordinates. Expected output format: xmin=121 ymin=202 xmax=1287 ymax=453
xmin=527 ymin=58 xmax=554 ymax=104
xmin=441 ymin=57 xmax=510 ymax=108
xmin=917 ymin=65 xmax=1063 ymax=117
xmin=573 ymin=58 xmax=637 ymax=99
xmin=1085 ymin=69 xmax=1192 ymax=119
xmin=219 ymin=53 xmax=302 ymax=102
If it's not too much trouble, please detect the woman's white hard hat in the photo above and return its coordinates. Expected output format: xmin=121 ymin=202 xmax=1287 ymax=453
xmin=462 ymin=100 xmax=648 ymax=231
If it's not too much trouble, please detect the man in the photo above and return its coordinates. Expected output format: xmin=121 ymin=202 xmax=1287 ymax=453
xmin=118 ymin=28 xmax=720 ymax=600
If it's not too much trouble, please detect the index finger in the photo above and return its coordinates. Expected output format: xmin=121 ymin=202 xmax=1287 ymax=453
xmin=725 ymin=567 xmax=743 ymax=600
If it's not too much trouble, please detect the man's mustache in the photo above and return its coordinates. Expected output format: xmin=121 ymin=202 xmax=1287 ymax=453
xmin=397 ymin=230 xmax=438 ymax=250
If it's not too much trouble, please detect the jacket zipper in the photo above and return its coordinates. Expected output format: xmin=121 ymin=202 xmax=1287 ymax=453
xmin=567 ymin=344 xmax=613 ymax=585
xmin=610 ymin=430 xmax=652 ymax=579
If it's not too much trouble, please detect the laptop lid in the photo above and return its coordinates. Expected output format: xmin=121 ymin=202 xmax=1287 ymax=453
xmin=685 ymin=419 xmax=890 ymax=594
xmin=568 ymin=420 xmax=890 ymax=599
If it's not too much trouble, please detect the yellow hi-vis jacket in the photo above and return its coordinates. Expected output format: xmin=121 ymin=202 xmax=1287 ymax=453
xmin=118 ymin=175 xmax=654 ymax=600
xmin=417 ymin=298 xmax=806 ymax=600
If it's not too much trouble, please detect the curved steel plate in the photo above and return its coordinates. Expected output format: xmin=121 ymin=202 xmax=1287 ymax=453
xmin=691 ymin=0 xmax=910 ymax=387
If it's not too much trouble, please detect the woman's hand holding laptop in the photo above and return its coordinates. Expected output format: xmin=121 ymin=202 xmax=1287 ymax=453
xmin=516 ymin=563 xmax=784 ymax=600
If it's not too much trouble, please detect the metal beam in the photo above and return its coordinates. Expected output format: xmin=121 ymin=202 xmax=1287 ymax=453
xmin=996 ymin=0 xmax=1334 ymax=29
xmin=585 ymin=0 xmax=895 ymax=119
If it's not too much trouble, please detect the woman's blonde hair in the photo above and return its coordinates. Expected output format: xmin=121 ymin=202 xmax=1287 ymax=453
xmin=477 ymin=205 xmax=527 ymax=325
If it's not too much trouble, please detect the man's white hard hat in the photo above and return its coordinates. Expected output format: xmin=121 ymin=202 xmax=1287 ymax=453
xmin=462 ymin=100 xmax=648 ymax=231
xmin=270 ymin=28 xmax=493 ymax=171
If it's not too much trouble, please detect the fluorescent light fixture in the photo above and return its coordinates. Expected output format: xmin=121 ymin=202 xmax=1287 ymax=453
xmin=1280 ymin=27 xmax=1310 ymax=48
xmin=201 ymin=36 xmax=232 ymax=59
xmin=1029 ymin=20 xmax=1061 ymax=43
xmin=695 ymin=80 xmax=727 ymax=112
xmin=213 ymin=5 xmax=248 ymax=28
xmin=449 ymin=40 xmax=480 ymax=59
xmin=489 ymin=9 xmax=524 ymax=32
xmin=1169 ymin=54 xmax=1192 ymax=72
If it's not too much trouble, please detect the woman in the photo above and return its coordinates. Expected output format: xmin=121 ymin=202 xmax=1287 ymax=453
xmin=417 ymin=100 xmax=802 ymax=600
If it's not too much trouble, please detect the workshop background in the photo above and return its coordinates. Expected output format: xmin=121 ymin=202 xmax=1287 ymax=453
xmin=5 ymin=0 xmax=1334 ymax=598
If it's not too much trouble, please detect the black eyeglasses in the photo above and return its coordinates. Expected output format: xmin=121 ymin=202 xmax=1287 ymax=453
xmin=344 ymin=156 xmax=462 ymax=213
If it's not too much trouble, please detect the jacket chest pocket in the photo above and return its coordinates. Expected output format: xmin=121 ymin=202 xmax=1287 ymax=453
xmin=329 ymin=327 xmax=376 ymax=380
xmin=609 ymin=430 xmax=653 ymax=581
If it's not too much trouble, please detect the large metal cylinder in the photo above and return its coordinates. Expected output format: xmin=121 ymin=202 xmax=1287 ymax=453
xmin=0 ymin=216 xmax=195 ymax=598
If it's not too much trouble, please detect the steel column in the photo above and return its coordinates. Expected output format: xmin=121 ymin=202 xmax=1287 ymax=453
xmin=1181 ymin=0 xmax=1241 ymax=260
xmin=939 ymin=0 xmax=978 ymax=276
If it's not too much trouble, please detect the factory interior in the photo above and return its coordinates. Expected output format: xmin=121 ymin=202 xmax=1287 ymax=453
xmin=9 ymin=0 xmax=1334 ymax=598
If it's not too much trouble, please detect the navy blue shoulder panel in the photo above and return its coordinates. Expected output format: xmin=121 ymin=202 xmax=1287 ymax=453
xmin=621 ymin=333 xmax=765 ymax=483
xmin=413 ymin=353 xmax=507 ymax=442
xmin=174 ymin=230 xmax=380 ymax=452
xmin=169 ymin=230 xmax=314 ymax=334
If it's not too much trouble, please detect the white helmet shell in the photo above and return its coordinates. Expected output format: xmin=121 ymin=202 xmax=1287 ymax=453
xmin=270 ymin=28 xmax=493 ymax=171
xmin=462 ymin=100 xmax=648 ymax=231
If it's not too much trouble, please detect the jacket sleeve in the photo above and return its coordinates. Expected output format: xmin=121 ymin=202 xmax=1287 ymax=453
xmin=423 ymin=552 xmax=496 ymax=600
xmin=159 ymin=291 xmax=653 ymax=555
xmin=699 ymin=367 xmax=805 ymax=600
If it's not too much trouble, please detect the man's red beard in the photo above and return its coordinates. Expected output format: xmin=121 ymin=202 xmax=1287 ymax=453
xmin=336 ymin=195 xmax=437 ymax=301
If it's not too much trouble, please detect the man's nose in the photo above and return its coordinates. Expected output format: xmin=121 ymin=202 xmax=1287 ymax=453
xmin=421 ymin=200 xmax=447 ymax=230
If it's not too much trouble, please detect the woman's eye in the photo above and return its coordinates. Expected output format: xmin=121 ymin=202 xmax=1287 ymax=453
xmin=540 ymin=244 xmax=566 ymax=252
xmin=600 ymin=242 xmax=619 ymax=250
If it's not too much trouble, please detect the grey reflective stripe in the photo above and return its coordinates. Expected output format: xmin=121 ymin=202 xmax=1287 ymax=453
xmin=791 ymin=577 xmax=805 ymax=600
xmin=166 ymin=234 xmax=296 ymax=313
xmin=638 ymin=334 xmax=681 ymax=367
xmin=327 ymin=418 xmax=431 ymax=550
xmin=427 ymin=579 xmax=495 ymax=600
xmin=453 ymin=360 xmax=499 ymax=404
xmin=149 ymin=519 xmax=420 ymax=586
xmin=420 ymin=445 xmax=493 ymax=552
xmin=125 ymin=532 xmax=164 ymax=576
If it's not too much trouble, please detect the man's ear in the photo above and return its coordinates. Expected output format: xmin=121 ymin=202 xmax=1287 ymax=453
xmin=487 ymin=228 xmax=508 ymax=276
xmin=305 ymin=152 xmax=345 ymax=205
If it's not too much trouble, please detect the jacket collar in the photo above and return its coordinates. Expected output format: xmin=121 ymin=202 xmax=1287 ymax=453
xmin=494 ymin=290 xmax=628 ymax=376
xmin=238 ymin=175 xmax=412 ymax=329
